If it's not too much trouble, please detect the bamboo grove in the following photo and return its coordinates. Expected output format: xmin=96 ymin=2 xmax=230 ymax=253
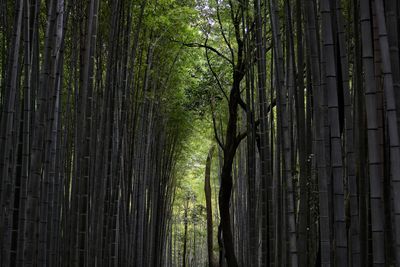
xmin=1 ymin=0 xmax=400 ymax=267
xmin=0 ymin=0 xmax=195 ymax=266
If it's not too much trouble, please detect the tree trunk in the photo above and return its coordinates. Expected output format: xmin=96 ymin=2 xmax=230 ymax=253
xmin=304 ymin=0 xmax=332 ymax=265
xmin=205 ymin=146 xmax=218 ymax=267
xmin=320 ymin=0 xmax=348 ymax=265
xmin=373 ymin=1 xmax=400 ymax=264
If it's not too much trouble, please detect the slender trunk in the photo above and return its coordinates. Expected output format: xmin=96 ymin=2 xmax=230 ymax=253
xmin=15 ymin=0 xmax=32 ymax=264
xmin=269 ymin=0 xmax=298 ymax=264
xmin=334 ymin=0 xmax=360 ymax=265
xmin=304 ymin=0 xmax=332 ymax=265
xmin=183 ymin=197 xmax=189 ymax=267
xmin=360 ymin=1 xmax=386 ymax=265
xmin=320 ymin=0 xmax=348 ymax=265
xmin=295 ymin=0 xmax=309 ymax=265
xmin=24 ymin=2 xmax=56 ymax=265
xmin=254 ymin=0 xmax=271 ymax=263
xmin=373 ymin=1 xmax=400 ymax=264
xmin=205 ymin=146 xmax=217 ymax=267
xmin=0 ymin=1 xmax=23 ymax=264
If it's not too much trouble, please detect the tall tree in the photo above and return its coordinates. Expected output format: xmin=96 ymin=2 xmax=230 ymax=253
xmin=205 ymin=146 xmax=218 ymax=267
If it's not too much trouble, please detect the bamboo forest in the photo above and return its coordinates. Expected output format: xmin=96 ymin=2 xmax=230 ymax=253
xmin=3 ymin=0 xmax=400 ymax=266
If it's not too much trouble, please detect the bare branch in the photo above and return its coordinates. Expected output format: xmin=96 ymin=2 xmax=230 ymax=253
xmin=238 ymin=96 xmax=247 ymax=111
xmin=215 ymin=0 xmax=235 ymax=63
xmin=205 ymin=39 xmax=230 ymax=103
xmin=234 ymin=98 xmax=277 ymax=148
xmin=210 ymin=98 xmax=225 ymax=150
xmin=172 ymin=39 xmax=233 ymax=65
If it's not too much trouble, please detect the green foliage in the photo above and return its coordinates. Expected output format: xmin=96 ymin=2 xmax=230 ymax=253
xmin=143 ymin=0 xmax=198 ymax=39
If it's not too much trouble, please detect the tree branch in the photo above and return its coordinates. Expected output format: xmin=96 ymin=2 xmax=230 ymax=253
xmin=205 ymin=39 xmax=230 ymax=102
xmin=210 ymin=98 xmax=225 ymax=150
xmin=234 ymin=98 xmax=277 ymax=148
xmin=172 ymin=40 xmax=233 ymax=65
xmin=216 ymin=0 xmax=235 ymax=63
xmin=238 ymin=96 xmax=247 ymax=111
